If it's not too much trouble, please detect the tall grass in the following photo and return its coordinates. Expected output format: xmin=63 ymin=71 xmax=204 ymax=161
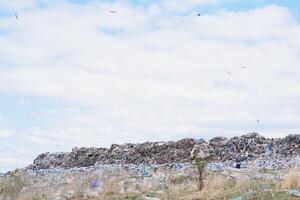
xmin=0 ymin=167 xmax=299 ymax=200
xmin=278 ymin=167 xmax=300 ymax=190
xmin=0 ymin=173 xmax=31 ymax=200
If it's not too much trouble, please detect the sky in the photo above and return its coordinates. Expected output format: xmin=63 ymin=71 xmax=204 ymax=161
xmin=0 ymin=0 xmax=300 ymax=172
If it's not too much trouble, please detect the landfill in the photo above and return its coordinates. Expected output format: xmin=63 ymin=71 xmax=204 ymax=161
xmin=28 ymin=133 xmax=300 ymax=171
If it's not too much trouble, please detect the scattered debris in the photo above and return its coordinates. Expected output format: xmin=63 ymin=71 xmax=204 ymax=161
xmin=144 ymin=197 xmax=160 ymax=200
xmin=142 ymin=171 xmax=151 ymax=177
xmin=90 ymin=179 xmax=100 ymax=189
xmin=233 ymin=196 xmax=243 ymax=200
xmin=288 ymin=190 xmax=300 ymax=197
xmin=235 ymin=163 xmax=241 ymax=169
xmin=53 ymin=197 xmax=65 ymax=200
xmin=209 ymin=163 xmax=224 ymax=172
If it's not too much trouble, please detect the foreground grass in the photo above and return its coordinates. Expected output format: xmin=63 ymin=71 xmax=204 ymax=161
xmin=0 ymin=167 xmax=299 ymax=200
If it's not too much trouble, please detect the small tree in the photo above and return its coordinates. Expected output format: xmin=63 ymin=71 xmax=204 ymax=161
xmin=191 ymin=154 xmax=213 ymax=191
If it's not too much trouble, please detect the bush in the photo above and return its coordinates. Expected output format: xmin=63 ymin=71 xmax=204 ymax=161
xmin=191 ymin=155 xmax=212 ymax=191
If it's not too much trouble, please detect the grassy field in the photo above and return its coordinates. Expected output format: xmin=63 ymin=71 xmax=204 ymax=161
xmin=0 ymin=166 xmax=299 ymax=200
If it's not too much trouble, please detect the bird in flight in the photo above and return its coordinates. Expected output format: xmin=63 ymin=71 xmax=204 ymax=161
xmin=241 ymin=66 xmax=246 ymax=69
xmin=227 ymin=71 xmax=232 ymax=75
xmin=256 ymin=119 xmax=260 ymax=123
xmin=197 ymin=13 xmax=201 ymax=16
xmin=15 ymin=13 xmax=19 ymax=20
xmin=110 ymin=10 xmax=117 ymax=14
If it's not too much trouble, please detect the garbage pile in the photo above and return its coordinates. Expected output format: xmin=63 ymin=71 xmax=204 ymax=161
xmin=276 ymin=134 xmax=300 ymax=157
xmin=199 ymin=133 xmax=274 ymax=162
xmin=32 ymin=152 xmax=68 ymax=169
xmin=30 ymin=133 xmax=300 ymax=170
xmin=32 ymin=147 xmax=107 ymax=169
xmin=97 ymin=138 xmax=197 ymax=165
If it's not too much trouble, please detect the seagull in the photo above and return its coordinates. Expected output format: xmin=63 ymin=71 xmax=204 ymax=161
xmin=256 ymin=119 xmax=260 ymax=123
xmin=15 ymin=13 xmax=19 ymax=20
xmin=241 ymin=66 xmax=246 ymax=69
xmin=227 ymin=71 xmax=232 ymax=75
xmin=197 ymin=13 xmax=201 ymax=16
xmin=110 ymin=10 xmax=117 ymax=14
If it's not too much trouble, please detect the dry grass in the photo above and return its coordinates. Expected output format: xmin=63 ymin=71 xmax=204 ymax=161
xmin=99 ymin=171 xmax=127 ymax=196
xmin=0 ymin=173 xmax=31 ymax=200
xmin=278 ymin=167 xmax=300 ymax=190
xmin=164 ymin=167 xmax=300 ymax=200
xmin=196 ymin=175 xmax=237 ymax=200
xmin=0 ymin=167 xmax=299 ymax=200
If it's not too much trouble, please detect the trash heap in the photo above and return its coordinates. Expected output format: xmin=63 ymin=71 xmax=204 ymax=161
xmin=30 ymin=133 xmax=300 ymax=170
xmin=97 ymin=138 xmax=197 ymax=165
xmin=276 ymin=134 xmax=300 ymax=157
xmin=207 ymin=133 xmax=272 ymax=162
xmin=32 ymin=147 xmax=107 ymax=169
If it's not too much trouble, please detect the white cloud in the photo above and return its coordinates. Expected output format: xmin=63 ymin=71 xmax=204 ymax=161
xmin=0 ymin=158 xmax=18 ymax=164
xmin=18 ymin=98 xmax=29 ymax=106
xmin=0 ymin=129 xmax=15 ymax=138
xmin=0 ymin=0 xmax=36 ymax=12
xmin=0 ymin=150 xmax=34 ymax=172
xmin=0 ymin=1 xmax=300 ymax=171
